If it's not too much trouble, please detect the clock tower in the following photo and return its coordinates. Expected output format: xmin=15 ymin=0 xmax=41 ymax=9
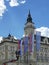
xmin=24 ymin=10 xmax=35 ymax=36
xmin=24 ymin=11 xmax=36 ymax=65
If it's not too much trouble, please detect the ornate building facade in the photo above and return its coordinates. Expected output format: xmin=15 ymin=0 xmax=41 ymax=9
xmin=0 ymin=11 xmax=49 ymax=65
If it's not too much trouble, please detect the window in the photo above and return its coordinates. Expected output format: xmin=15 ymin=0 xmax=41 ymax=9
xmin=36 ymin=53 xmax=39 ymax=61
xmin=9 ymin=46 xmax=15 ymax=51
xmin=41 ymin=37 xmax=45 ymax=42
xmin=45 ymin=53 xmax=48 ymax=62
xmin=40 ymin=53 xmax=44 ymax=62
xmin=45 ymin=40 xmax=47 ymax=44
xmin=40 ymin=47 xmax=43 ymax=52
xmin=2 ymin=46 xmax=5 ymax=52
xmin=44 ymin=48 xmax=47 ymax=53
xmin=48 ymin=38 xmax=49 ymax=43
xmin=34 ymin=35 xmax=36 ymax=40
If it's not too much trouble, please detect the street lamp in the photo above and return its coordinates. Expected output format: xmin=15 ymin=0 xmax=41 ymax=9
xmin=15 ymin=50 xmax=20 ymax=61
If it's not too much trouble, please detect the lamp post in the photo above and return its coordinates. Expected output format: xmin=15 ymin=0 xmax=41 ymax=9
xmin=15 ymin=50 xmax=20 ymax=65
xmin=15 ymin=50 xmax=20 ymax=61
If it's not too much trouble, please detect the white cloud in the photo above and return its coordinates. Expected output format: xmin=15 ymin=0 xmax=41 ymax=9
xmin=20 ymin=0 xmax=26 ymax=4
xmin=23 ymin=34 xmax=25 ymax=37
xmin=9 ymin=0 xmax=19 ymax=7
xmin=35 ymin=27 xmax=49 ymax=37
xmin=0 ymin=36 xmax=3 ymax=43
xmin=9 ymin=0 xmax=26 ymax=7
xmin=0 ymin=0 xmax=6 ymax=16
xmin=0 ymin=0 xmax=26 ymax=16
xmin=14 ymin=36 xmax=17 ymax=39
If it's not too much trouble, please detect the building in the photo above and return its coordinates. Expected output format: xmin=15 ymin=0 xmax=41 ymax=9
xmin=0 ymin=11 xmax=49 ymax=65
xmin=0 ymin=34 xmax=19 ymax=65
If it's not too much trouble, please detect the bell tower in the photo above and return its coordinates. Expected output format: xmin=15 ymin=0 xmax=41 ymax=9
xmin=24 ymin=11 xmax=36 ymax=65
xmin=24 ymin=10 xmax=35 ymax=35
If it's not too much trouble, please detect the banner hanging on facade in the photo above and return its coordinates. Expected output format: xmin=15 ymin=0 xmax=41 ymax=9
xmin=36 ymin=31 xmax=41 ymax=51
xmin=24 ymin=36 xmax=28 ymax=54
xmin=18 ymin=40 xmax=22 ymax=56
xmin=29 ymin=34 xmax=34 ymax=53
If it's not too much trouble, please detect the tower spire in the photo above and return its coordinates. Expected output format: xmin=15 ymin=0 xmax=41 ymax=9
xmin=24 ymin=10 xmax=35 ymax=35
xmin=28 ymin=10 xmax=31 ymax=18
xmin=26 ymin=10 xmax=33 ymax=24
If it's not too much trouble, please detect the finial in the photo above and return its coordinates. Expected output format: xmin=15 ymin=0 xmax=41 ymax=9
xmin=29 ymin=10 xmax=30 ymax=13
xmin=29 ymin=10 xmax=30 ymax=15
xmin=28 ymin=10 xmax=31 ymax=17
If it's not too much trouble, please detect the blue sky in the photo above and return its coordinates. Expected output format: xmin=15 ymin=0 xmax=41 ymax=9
xmin=0 ymin=0 xmax=49 ymax=38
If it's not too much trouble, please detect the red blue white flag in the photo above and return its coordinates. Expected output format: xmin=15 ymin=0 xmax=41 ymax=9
xmin=29 ymin=34 xmax=34 ymax=53
xmin=24 ymin=36 xmax=28 ymax=54
xmin=18 ymin=40 xmax=21 ymax=49
xmin=18 ymin=40 xmax=22 ymax=56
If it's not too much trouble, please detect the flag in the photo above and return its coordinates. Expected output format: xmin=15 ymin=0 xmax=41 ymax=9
xmin=36 ymin=31 xmax=41 ymax=51
xmin=18 ymin=40 xmax=21 ymax=49
xmin=20 ymin=40 xmax=23 ymax=56
xmin=29 ymin=34 xmax=34 ymax=53
xmin=18 ymin=40 xmax=22 ymax=56
xmin=24 ymin=36 xmax=28 ymax=54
